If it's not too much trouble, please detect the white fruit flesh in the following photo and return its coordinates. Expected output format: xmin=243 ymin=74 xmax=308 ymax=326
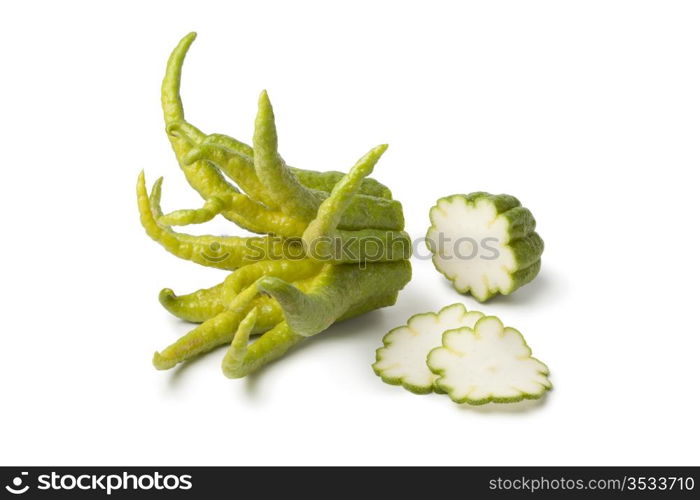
xmin=428 ymin=197 xmax=516 ymax=301
xmin=428 ymin=316 xmax=551 ymax=404
xmin=373 ymin=304 xmax=484 ymax=393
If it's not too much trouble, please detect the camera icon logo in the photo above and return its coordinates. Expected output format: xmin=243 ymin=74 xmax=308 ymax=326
xmin=5 ymin=472 xmax=29 ymax=495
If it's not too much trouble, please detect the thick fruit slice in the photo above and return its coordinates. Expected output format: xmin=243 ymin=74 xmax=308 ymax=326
xmin=372 ymin=304 xmax=484 ymax=394
xmin=427 ymin=316 xmax=551 ymax=405
xmin=426 ymin=193 xmax=544 ymax=302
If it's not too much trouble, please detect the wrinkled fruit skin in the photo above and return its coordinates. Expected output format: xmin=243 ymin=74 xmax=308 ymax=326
xmin=138 ymin=33 xmax=412 ymax=378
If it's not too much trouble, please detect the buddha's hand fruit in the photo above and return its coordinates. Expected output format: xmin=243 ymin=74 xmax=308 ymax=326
xmin=138 ymin=33 xmax=412 ymax=378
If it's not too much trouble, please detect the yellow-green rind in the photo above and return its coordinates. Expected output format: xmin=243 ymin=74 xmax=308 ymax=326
xmin=290 ymin=167 xmax=393 ymax=200
xmin=261 ymin=261 xmax=412 ymax=338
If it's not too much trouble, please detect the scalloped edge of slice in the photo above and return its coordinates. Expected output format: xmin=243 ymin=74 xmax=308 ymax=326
xmin=427 ymin=316 xmax=552 ymax=405
xmin=372 ymin=303 xmax=484 ymax=394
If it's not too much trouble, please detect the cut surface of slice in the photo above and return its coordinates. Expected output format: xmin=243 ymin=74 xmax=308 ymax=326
xmin=426 ymin=193 xmax=544 ymax=302
xmin=427 ymin=316 xmax=551 ymax=405
xmin=372 ymin=303 xmax=484 ymax=394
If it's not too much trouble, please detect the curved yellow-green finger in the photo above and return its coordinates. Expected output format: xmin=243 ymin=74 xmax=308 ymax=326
xmin=162 ymin=32 xmax=196 ymax=125
xmin=221 ymin=307 xmax=258 ymax=377
xmin=138 ymin=172 xmax=288 ymax=270
xmin=223 ymin=193 xmax=307 ymax=238
xmin=168 ymin=127 xmax=242 ymax=203
xmin=158 ymin=281 xmax=226 ymax=323
xmin=253 ymin=90 xmax=321 ymax=219
xmin=153 ymin=310 xmax=241 ymax=370
xmin=221 ymin=321 xmax=304 ymax=379
xmin=153 ymin=284 xmax=282 ymax=370
xmin=158 ymin=196 xmax=227 ymax=226
xmin=301 ymin=144 xmax=409 ymax=262
xmin=162 ymin=122 xmax=247 ymax=222
xmin=220 ymin=258 xmax=323 ymax=305
xmin=202 ymin=133 xmax=254 ymax=160
xmin=155 ymin=186 xmax=305 ymax=237
xmin=166 ymin=121 xmax=205 ymax=145
xmin=164 ymin=127 xmax=246 ymax=226
xmin=160 ymin=34 xmax=274 ymax=235
xmin=304 ymin=144 xmax=387 ymax=238
xmin=185 ymin=143 xmax=279 ymax=209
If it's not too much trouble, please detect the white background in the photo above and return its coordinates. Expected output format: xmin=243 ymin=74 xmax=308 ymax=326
xmin=1 ymin=0 xmax=699 ymax=466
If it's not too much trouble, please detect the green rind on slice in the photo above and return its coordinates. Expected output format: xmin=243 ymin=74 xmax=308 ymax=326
xmin=463 ymin=192 xmax=520 ymax=213
xmin=427 ymin=316 xmax=552 ymax=405
xmin=511 ymin=232 xmax=545 ymax=268
xmin=511 ymin=259 xmax=542 ymax=291
xmin=372 ymin=303 xmax=484 ymax=394
xmin=500 ymin=206 xmax=537 ymax=241
xmin=426 ymin=192 xmax=544 ymax=302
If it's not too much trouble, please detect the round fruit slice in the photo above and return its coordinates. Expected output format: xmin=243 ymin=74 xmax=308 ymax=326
xmin=372 ymin=303 xmax=484 ymax=394
xmin=426 ymin=193 xmax=544 ymax=302
xmin=427 ymin=316 xmax=551 ymax=405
